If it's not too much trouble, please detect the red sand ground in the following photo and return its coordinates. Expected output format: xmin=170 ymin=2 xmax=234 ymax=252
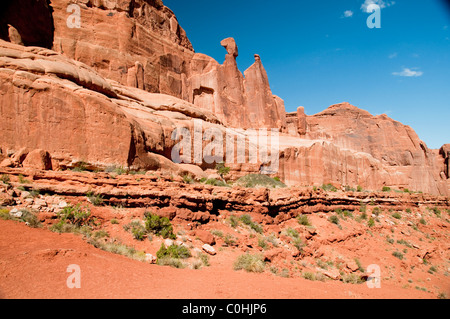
xmin=0 ymin=219 xmax=438 ymax=299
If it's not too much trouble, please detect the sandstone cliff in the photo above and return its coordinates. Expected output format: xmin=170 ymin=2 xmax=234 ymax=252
xmin=0 ymin=0 xmax=448 ymax=196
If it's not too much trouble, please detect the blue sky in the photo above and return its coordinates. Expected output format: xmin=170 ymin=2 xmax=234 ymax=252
xmin=164 ymin=0 xmax=450 ymax=149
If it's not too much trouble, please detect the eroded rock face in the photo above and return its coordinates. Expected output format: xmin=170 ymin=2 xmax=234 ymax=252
xmin=50 ymin=0 xmax=195 ymax=98
xmin=282 ymin=102 xmax=449 ymax=195
xmin=0 ymin=40 xmax=219 ymax=171
xmin=188 ymin=40 xmax=287 ymax=131
xmin=0 ymin=0 xmax=54 ymax=48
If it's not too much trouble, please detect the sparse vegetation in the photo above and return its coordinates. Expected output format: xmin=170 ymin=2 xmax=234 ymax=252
xmin=224 ymin=233 xmax=237 ymax=247
xmin=71 ymin=161 xmax=89 ymax=172
xmin=372 ymin=207 xmax=382 ymax=216
xmin=18 ymin=174 xmax=31 ymax=184
xmin=397 ymin=239 xmax=412 ymax=248
xmin=258 ymin=237 xmax=268 ymax=250
xmin=235 ymin=174 xmax=286 ymax=189
xmin=105 ymin=165 xmax=127 ymax=175
xmin=204 ymin=178 xmax=228 ymax=187
xmin=382 ymin=186 xmax=391 ymax=192
xmin=157 ymin=257 xmax=185 ymax=269
xmin=392 ymin=212 xmax=402 ymax=220
xmin=328 ymin=215 xmax=340 ymax=225
xmin=283 ymin=228 xmax=304 ymax=251
xmin=1 ymin=174 xmax=10 ymax=184
xmin=392 ymin=251 xmax=404 ymax=260
xmin=240 ymin=214 xmax=263 ymax=234
xmin=368 ymin=218 xmax=375 ymax=228
xmin=429 ymin=207 xmax=441 ymax=218
xmin=321 ymin=183 xmax=338 ymax=192
xmin=52 ymin=204 xmax=91 ymax=230
xmin=233 ymin=253 xmax=265 ymax=273
xmin=144 ymin=212 xmax=176 ymax=239
xmin=341 ymin=273 xmax=364 ymax=284
xmin=1 ymin=208 xmax=41 ymax=228
xmin=124 ymin=220 xmax=147 ymax=241
xmin=86 ymin=191 xmax=104 ymax=206
xmin=156 ymin=243 xmax=191 ymax=260
xmin=182 ymin=174 xmax=194 ymax=184
xmin=87 ymin=237 xmax=146 ymax=262
xmin=228 ymin=215 xmax=239 ymax=228
xmin=297 ymin=214 xmax=311 ymax=226
xmin=215 ymin=162 xmax=230 ymax=180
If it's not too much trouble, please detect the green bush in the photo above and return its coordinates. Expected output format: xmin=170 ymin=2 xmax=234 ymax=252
xmin=215 ymin=162 xmax=230 ymax=179
xmin=382 ymin=186 xmax=391 ymax=192
xmin=233 ymin=254 xmax=265 ymax=273
xmin=328 ymin=215 xmax=340 ymax=225
xmin=156 ymin=257 xmax=185 ymax=269
xmin=258 ymin=237 xmax=268 ymax=250
xmin=156 ymin=243 xmax=191 ymax=260
xmin=144 ymin=213 xmax=176 ymax=239
xmin=368 ymin=218 xmax=375 ymax=228
xmin=224 ymin=234 xmax=237 ymax=246
xmin=392 ymin=212 xmax=402 ymax=220
xmin=87 ymin=192 xmax=104 ymax=206
xmin=57 ymin=204 xmax=91 ymax=227
xmin=357 ymin=185 xmax=363 ymax=192
xmin=430 ymin=207 xmax=441 ymax=218
xmin=297 ymin=214 xmax=311 ymax=226
xmin=228 ymin=215 xmax=239 ymax=228
xmin=372 ymin=207 xmax=382 ymax=216
xmin=302 ymin=272 xmax=318 ymax=281
xmin=182 ymin=174 xmax=194 ymax=184
xmin=204 ymin=178 xmax=228 ymax=187
xmin=239 ymin=214 xmax=263 ymax=234
xmin=392 ymin=251 xmax=404 ymax=260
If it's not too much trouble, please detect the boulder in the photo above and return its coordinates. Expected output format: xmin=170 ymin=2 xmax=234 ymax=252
xmin=202 ymin=244 xmax=216 ymax=256
xmin=22 ymin=149 xmax=52 ymax=170
xmin=195 ymin=230 xmax=215 ymax=246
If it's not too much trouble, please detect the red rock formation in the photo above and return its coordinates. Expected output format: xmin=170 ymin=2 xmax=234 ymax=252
xmin=281 ymin=102 xmax=449 ymax=195
xmin=50 ymin=0 xmax=195 ymax=98
xmin=0 ymin=0 xmax=447 ymax=196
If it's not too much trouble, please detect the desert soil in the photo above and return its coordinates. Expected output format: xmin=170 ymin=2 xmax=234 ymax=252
xmin=0 ymin=218 xmax=442 ymax=299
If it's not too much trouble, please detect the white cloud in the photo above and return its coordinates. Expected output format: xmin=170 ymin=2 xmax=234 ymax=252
xmin=361 ymin=0 xmax=396 ymax=13
xmin=392 ymin=67 xmax=423 ymax=77
xmin=388 ymin=52 xmax=398 ymax=59
xmin=343 ymin=10 xmax=354 ymax=18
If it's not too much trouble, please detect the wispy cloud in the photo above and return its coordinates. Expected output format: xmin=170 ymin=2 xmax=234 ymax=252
xmin=388 ymin=52 xmax=398 ymax=59
xmin=361 ymin=0 xmax=396 ymax=13
xmin=392 ymin=67 xmax=423 ymax=77
xmin=342 ymin=10 xmax=354 ymax=18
